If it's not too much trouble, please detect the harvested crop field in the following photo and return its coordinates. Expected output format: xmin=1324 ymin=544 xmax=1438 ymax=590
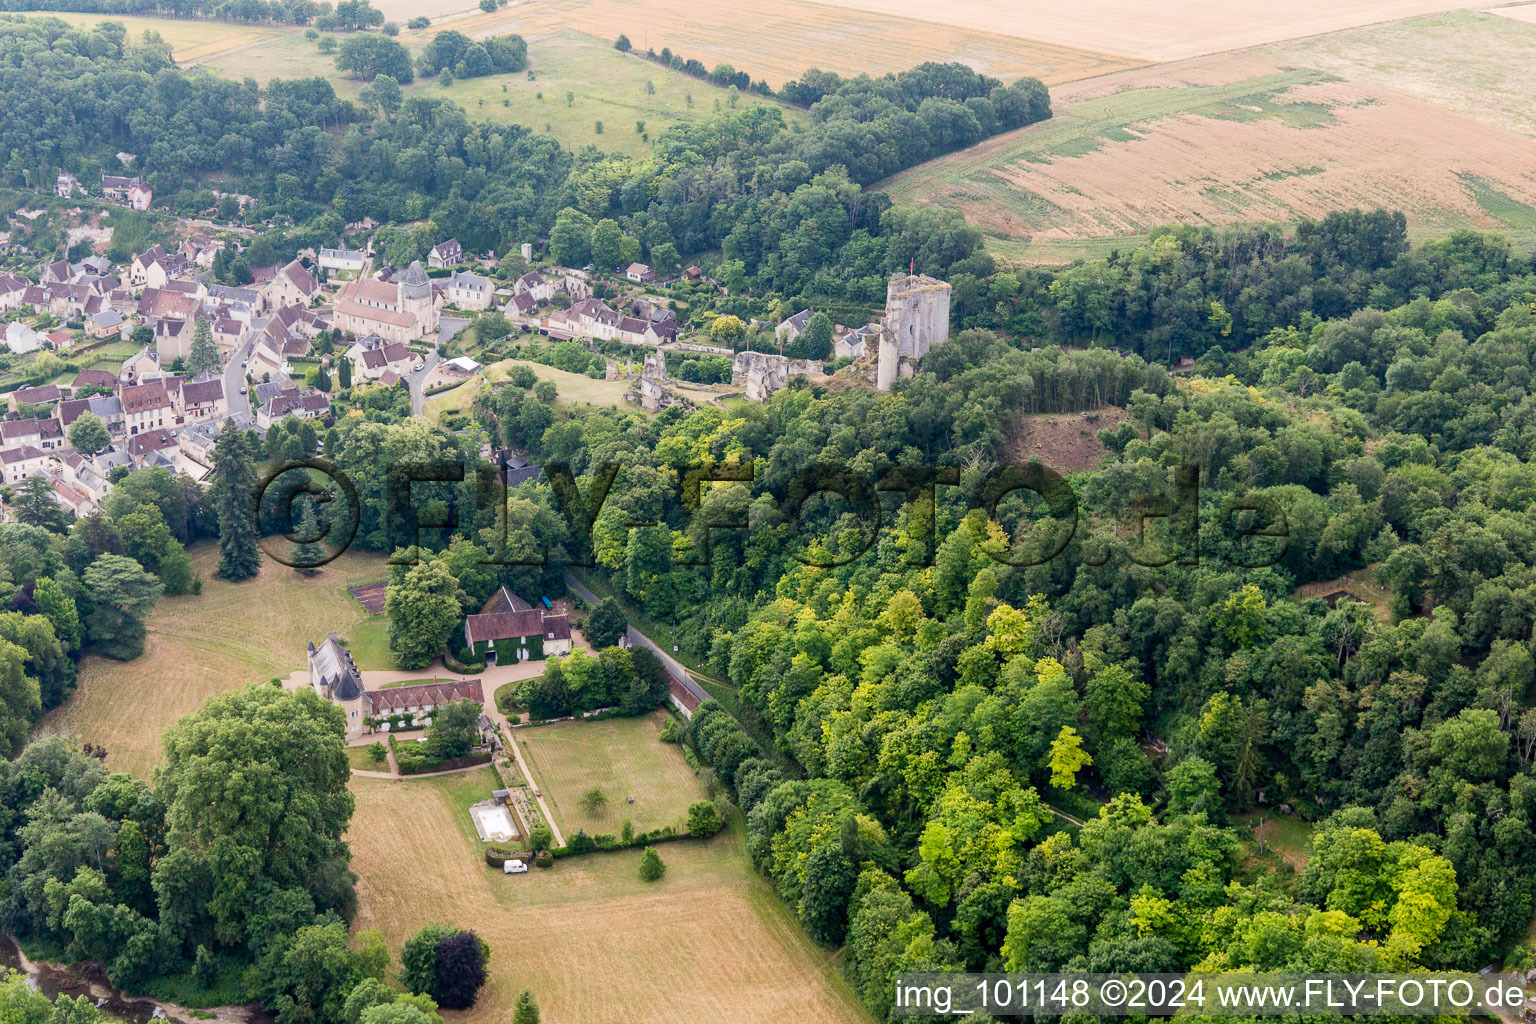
xmin=348 ymin=764 xmax=871 ymax=1024
xmin=448 ymin=0 xmax=1141 ymax=87
xmin=35 ymin=544 xmax=388 ymax=778
xmin=1267 ymin=11 xmax=1536 ymax=139
xmin=885 ymin=53 xmax=1536 ymax=262
xmin=793 ymin=0 xmax=1486 ymax=61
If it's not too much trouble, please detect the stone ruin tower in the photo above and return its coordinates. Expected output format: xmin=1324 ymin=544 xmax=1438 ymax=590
xmin=640 ymin=350 xmax=667 ymax=412
xmin=877 ymin=272 xmax=951 ymax=391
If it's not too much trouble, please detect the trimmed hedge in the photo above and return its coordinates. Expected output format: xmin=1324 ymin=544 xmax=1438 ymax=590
xmin=389 ymin=735 xmax=492 ymax=775
xmin=484 ymin=845 xmax=531 ymax=867
xmin=550 ymin=822 xmax=687 ymax=858
xmin=397 ymin=750 xmax=492 ymax=775
xmin=444 ymin=650 xmax=487 ymax=674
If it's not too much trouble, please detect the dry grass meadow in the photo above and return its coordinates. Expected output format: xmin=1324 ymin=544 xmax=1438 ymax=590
xmin=439 ymin=0 xmax=1140 ymax=88
xmin=348 ymin=760 xmax=871 ymax=1024
xmin=883 ymin=16 xmax=1536 ymax=263
xmin=7 ymin=11 xmax=281 ymax=61
xmin=364 ymin=0 xmax=1488 ymax=74
xmin=515 ymin=712 xmax=700 ymax=835
xmin=793 ymin=0 xmax=1486 ymax=61
xmin=34 ymin=544 xmax=387 ymax=778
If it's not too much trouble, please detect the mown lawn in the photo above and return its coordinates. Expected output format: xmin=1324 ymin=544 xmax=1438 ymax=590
xmin=344 ymin=613 xmax=395 ymax=671
xmin=515 ymin=711 xmax=701 ymax=836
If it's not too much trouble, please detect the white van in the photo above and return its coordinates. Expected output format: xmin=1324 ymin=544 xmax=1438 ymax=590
xmin=504 ymin=858 xmax=529 ymax=874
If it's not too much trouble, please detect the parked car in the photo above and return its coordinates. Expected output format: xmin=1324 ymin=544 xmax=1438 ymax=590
xmin=239 ymin=386 xmax=247 ymax=394
xmin=504 ymin=859 xmax=528 ymax=874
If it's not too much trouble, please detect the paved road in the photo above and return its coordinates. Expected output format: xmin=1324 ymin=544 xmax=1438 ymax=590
xmin=223 ymin=332 xmax=255 ymax=419
xmin=406 ymin=350 xmax=440 ymax=417
xmin=407 ymin=315 xmax=471 ymax=416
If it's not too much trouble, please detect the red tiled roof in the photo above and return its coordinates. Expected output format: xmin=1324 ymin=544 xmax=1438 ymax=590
xmin=465 ymin=609 xmax=544 ymax=644
xmin=364 ymin=678 xmax=484 ymax=716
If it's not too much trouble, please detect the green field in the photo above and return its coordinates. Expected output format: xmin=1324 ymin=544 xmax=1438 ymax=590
xmin=515 ymin=712 xmax=700 ymax=835
xmin=343 ymin=613 xmax=394 ymax=671
xmin=192 ymin=26 xmax=789 ymax=158
xmin=464 ymin=356 xmax=635 ymax=411
xmin=347 ymin=743 xmax=388 ymax=772
xmin=349 ymin=748 xmax=870 ymax=1024
xmin=1236 ymin=811 xmax=1316 ymax=871
xmin=36 ymin=544 xmax=388 ymax=777
xmin=421 ymin=31 xmax=795 ymax=158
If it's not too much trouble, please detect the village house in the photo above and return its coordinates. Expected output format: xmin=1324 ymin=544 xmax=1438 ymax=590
xmin=119 ymin=346 xmax=161 ymax=386
xmin=87 ymin=310 xmax=126 ymax=339
xmin=256 ymin=385 xmax=328 ymax=430
xmin=347 ymin=336 xmax=415 ymax=381
xmin=546 ymin=297 xmax=673 ymax=346
xmin=207 ymin=284 xmax=262 ymax=324
xmin=835 ymin=322 xmax=880 ymax=360
xmin=56 ymin=393 xmax=124 ymax=435
xmin=0 ymin=274 xmax=29 ymax=312
xmin=625 ymin=262 xmax=656 ymax=284
xmin=125 ymin=428 xmax=178 ymax=467
xmin=101 ymin=174 xmax=143 ymax=202
xmin=120 ymin=378 xmax=172 ymax=435
xmin=248 ymin=335 xmax=289 ymax=380
xmin=334 ymin=261 xmax=438 ymax=344
xmin=211 ymin=317 xmax=243 ymax=353
xmin=0 ymin=445 xmax=49 ymax=485
xmin=5 ymin=322 xmax=40 ymax=355
xmin=318 ymin=247 xmax=367 ymax=273
xmin=427 ymin=238 xmax=463 ymax=269
xmin=139 ymin=287 xmax=202 ymax=324
xmin=443 ymin=269 xmax=494 ymax=310
xmin=463 ymin=588 xmax=573 ymax=662
xmin=513 ymin=271 xmax=555 ymax=304
xmin=46 ymin=473 xmax=94 ymax=518
xmin=53 ymin=451 xmax=110 ymax=507
xmin=55 ymin=171 xmax=80 ymax=198
xmin=9 ymin=385 xmax=63 ymax=413
xmin=1 ymin=417 xmax=63 ymax=450
xmin=178 ymin=420 xmax=222 ymax=468
xmin=776 ymin=308 xmax=814 ymax=344
xmin=154 ymin=319 xmax=194 ymax=363
xmin=177 ymin=375 xmax=227 ymax=422
xmin=41 ymin=260 xmax=72 ymax=287
xmin=270 ymin=302 xmax=329 ymax=338
xmin=506 ymin=292 xmax=535 ymax=318
xmin=177 ymin=238 xmax=221 ymax=269
xmin=262 ymin=259 xmax=321 ymax=311
xmin=69 ymin=369 xmax=119 ymax=397
xmin=130 ymin=244 xmax=188 ymax=289
xmin=126 ymin=183 xmax=153 ymax=211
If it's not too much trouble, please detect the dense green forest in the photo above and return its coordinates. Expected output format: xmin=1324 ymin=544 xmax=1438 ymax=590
xmin=457 ymin=220 xmax=1536 ymax=1020
xmin=248 ymin=215 xmax=1536 ymax=1021
xmin=8 ymin=11 xmax=1536 ymax=1022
